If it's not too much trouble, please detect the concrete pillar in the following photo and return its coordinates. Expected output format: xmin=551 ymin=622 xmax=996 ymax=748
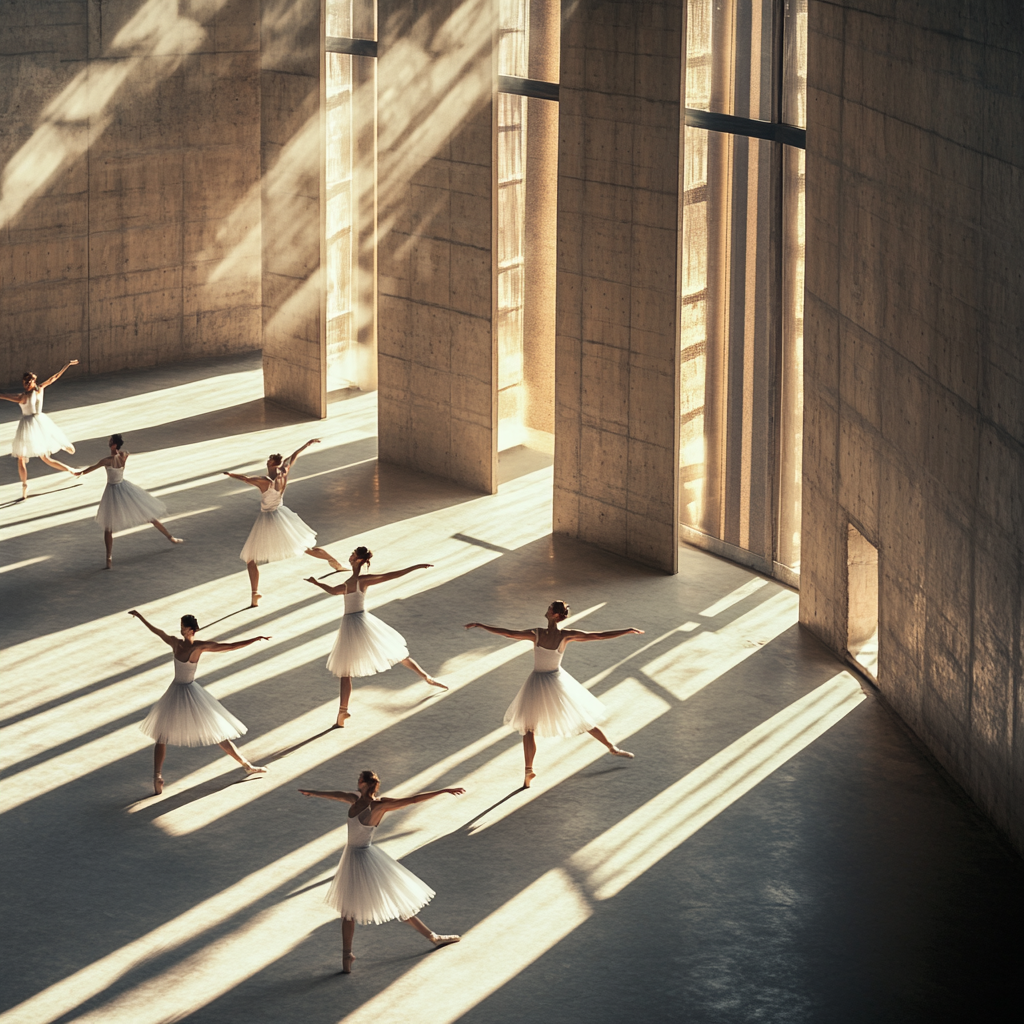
xmin=260 ymin=0 xmax=326 ymax=418
xmin=554 ymin=0 xmax=683 ymax=572
xmin=376 ymin=0 xmax=497 ymax=493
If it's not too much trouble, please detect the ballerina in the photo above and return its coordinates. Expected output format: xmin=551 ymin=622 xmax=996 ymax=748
xmin=465 ymin=601 xmax=644 ymax=787
xmin=224 ymin=438 xmax=344 ymax=606
xmin=129 ymin=610 xmax=271 ymax=794
xmin=305 ymin=546 xmax=447 ymax=728
xmin=76 ymin=434 xmax=184 ymax=567
xmin=1 ymin=362 xmax=80 ymax=499
xmin=299 ymin=770 xmax=464 ymax=973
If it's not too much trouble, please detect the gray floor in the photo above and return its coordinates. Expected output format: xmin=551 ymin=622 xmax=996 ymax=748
xmin=1 ymin=354 xmax=1022 ymax=1024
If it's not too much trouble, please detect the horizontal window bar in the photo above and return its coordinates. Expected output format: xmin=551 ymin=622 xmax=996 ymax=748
xmin=326 ymin=36 xmax=378 ymax=58
xmin=684 ymin=108 xmax=805 ymax=149
xmin=498 ymin=75 xmax=559 ymax=102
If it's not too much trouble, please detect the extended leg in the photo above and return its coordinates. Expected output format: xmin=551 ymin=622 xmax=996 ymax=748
xmin=400 ymin=656 xmax=447 ymax=690
xmin=150 ymin=519 xmax=184 ymax=544
xmin=341 ymin=918 xmax=356 ymax=973
xmin=405 ymin=916 xmax=460 ymax=947
xmin=16 ymin=458 xmax=28 ymax=499
xmin=587 ymin=726 xmax=634 ymax=759
xmin=305 ymin=546 xmax=344 ymax=572
xmin=153 ymin=743 xmax=167 ymax=794
xmin=104 ymin=529 xmax=113 ymax=568
xmin=246 ymin=560 xmax=261 ymax=606
xmin=336 ymin=676 xmax=352 ymax=727
xmin=522 ymin=731 xmax=537 ymax=788
xmin=218 ymin=739 xmax=268 ymax=774
xmin=39 ymin=454 xmax=76 ymax=474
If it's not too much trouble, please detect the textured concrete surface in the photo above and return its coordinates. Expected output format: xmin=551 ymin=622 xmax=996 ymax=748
xmin=0 ymin=0 xmax=262 ymax=382
xmin=554 ymin=1 xmax=682 ymax=573
xmin=376 ymin=0 xmax=497 ymax=493
xmin=2 ymin=354 xmax=1023 ymax=1024
xmin=802 ymin=1 xmax=1024 ymax=853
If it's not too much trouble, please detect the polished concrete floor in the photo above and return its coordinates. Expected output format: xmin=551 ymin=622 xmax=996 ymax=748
xmin=1 ymin=354 xmax=1022 ymax=1024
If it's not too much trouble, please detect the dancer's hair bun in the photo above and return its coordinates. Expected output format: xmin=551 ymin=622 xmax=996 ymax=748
xmin=110 ymin=433 xmax=124 ymax=449
xmin=268 ymin=453 xmax=283 ymax=465
xmin=550 ymin=600 xmax=570 ymax=621
xmin=355 ymin=546 xmax=373 ymax=563
xmin=22 ymin=372 xmax=35 ymax=384
xmin=180 ymin=614 xmax=200 ymax=632
xmin=360 ymin=769 xmax=380 ymax=795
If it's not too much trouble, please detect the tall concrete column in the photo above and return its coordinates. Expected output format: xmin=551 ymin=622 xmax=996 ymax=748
xmin=260 ymin=0 xmax=326 ymax=418
xmin=554 ymin=0 xmax=683 ymax=572
xmin=376 ymin=0 xmax=497 ymax=493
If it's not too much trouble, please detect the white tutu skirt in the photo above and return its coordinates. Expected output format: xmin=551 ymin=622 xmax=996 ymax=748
xmin=96 ymin=480 xmax=167 ymax=531
xmin=326 ymin=611 xmax=409 ymax=678
xmin=139 ymin=682 xmax=247 ymax=747
xmin=239 ymin=506 xmax=316 ymax=564
xmin=503 ymin=668 xmax=608 ymax=737
xmin=11 ymin=413 xmax=73 ymax=458
xmin=325 ymin=845 xmax=435 ymax=924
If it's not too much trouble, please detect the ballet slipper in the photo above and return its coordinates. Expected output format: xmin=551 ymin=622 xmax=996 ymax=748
xmin=341 ymin=951 xmax=355 ymax=973
xmin=153 ymin=773 xmax=164 ymax=795
xmin=243 ymin=763 xmax=269 ymax=775
xmin=170 ymin=537 xmax=185 ymax=545
xmin=609 ymin=746 xmax=634 ymax=759
xmin=523 ymin=767 xmax=536 ymax=789
xmin=430 ymin=934 xmax=460 ymax=948
xmin=424 ymin=676 xmax=448 ymax=691
xmin=335 ymin=707 xmax=351 ymax=728
xmin=250 ymin=591 xmax=261 ymax=607
xmin=105 ymin=556 xmax=112 ymax=570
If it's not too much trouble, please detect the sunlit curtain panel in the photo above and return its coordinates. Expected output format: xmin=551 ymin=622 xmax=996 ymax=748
xmin=680 ymin=0 xmax=806 ymax=577
xmin=497 ymin=0 xmax=528 ymax=451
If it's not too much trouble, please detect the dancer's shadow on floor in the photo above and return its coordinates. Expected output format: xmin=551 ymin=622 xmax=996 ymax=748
xmin=264 ymin=726 xmax=338 ymax=763
xmin=461 ymin=788 xmax=525 ymax=832
xmin=0 ymin=481 xmax=82 ymax=511
xmin=124 ymin=769 xmax=266 ymax=819
xmin=199 ymin=607 xmax=255 ymax=631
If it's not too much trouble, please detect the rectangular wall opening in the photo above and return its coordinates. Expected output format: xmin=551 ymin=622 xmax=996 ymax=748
xmin=847 ymin=523 xmax=879 ymax=679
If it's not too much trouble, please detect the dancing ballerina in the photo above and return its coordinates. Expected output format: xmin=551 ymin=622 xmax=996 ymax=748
xmin=76 ymin=434 xmax=183 ymax=567
xmin=1 ymin=362 xmax=80 ymax=499
xmin=465 ymin=601 xmax=643 ymax=787
xmin=299 ymin=770 xmax=464 ymax=973
xmin=305 ymin=546 xmax=447 ymax=728
xmin=129 ymin=610 xmax=271 ymax=794
xmin=225 ymin=438 xmax=344 ymax=607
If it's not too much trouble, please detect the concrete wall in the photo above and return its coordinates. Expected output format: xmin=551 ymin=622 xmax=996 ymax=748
xmin=0 ymin=0 xmax=262 ymax=383
xmin=375 ymin=0 xmax=497 ymax=493
xmin=260 ymin=0 xmax=325 ymax=417
xmin=554 ymin=0 xmax=683 ymax=573
xmin=802 ymin=0 xmax=1024 ymax=851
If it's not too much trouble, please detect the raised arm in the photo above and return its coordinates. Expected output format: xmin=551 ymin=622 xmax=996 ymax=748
xmin=285 ymin=437 xmax=320 ymax=468
xmin=127 ymin=610 xmax=175 ymax=646
xmin=464 ymin=622 xmax=537 ymax=642
xmin=361 ymin=563 xmax=433 ymax=588
xmin=194 ymin=635 xmax=272 ymax=654
xmin=304 ymin=576 xmax=348 ymax=595
xmin=298 ymin=789 xmax=359 ymax=804
xmin=373 ymin=787 xmax=466 ymax=816
xmin=38 ymin=359 xmax=79 ymax=388
xmin=562 ymin=627 xmax=645 ymax=643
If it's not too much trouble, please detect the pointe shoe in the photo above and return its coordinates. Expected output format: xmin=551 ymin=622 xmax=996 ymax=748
xmin=425 ymin=676 xmax=448 ymax=691
xmin=250 ymin=590 xmax=261 ymax=607
xmin=430 ymin=934 xmax=461 ymax=948
xmin=335 ymin=707 xmax=351 ymax=728
xmin=609 ymin=746 xmax=635 ymax=759
xmin=105 ymin=556 xmax=112 ymax=570
xmin=153 ymin=773 xmax=164 ymax=795
xmin=341 ymin=951 xmax=355 ymax=974
xmin=170 ymin=537 xmax=185 ymax=545
xmin=523 ymin=767 xmax=536 ymax=789
xmin=243 ymin=763 xmax=269 ymax=775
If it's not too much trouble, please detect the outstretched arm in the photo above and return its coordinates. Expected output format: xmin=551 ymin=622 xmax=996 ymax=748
xmin=194 ymin=635 xmax=272 ymax=654
xmin=127 ymin=610 xmax=175 ymax=646
xmin=305 ymin=576 xmax=347 ymax=595
xmin=298 ymin=789 xmax=359 ymax=804
xmin=76 ymin=456 xmax=113 ymax=476
xmin=0 ymin=392 xmax=28 ymax=403
xmin=562 ymin=627 xmax=645 ymax=643
xmin=464 ymin=622 xmax=537 ymax=642
xmin=38 ymin=359 xmax=79 ymax=388
xmin=223 ymin=471 xmax=267 ymax=487
xmin=285 ymin=437 xmax=320 ymax=469
xmin=374 ymin=788 xmax=466 ymax=815
xmin=361 ymin=563 xmax=433 ymax=587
